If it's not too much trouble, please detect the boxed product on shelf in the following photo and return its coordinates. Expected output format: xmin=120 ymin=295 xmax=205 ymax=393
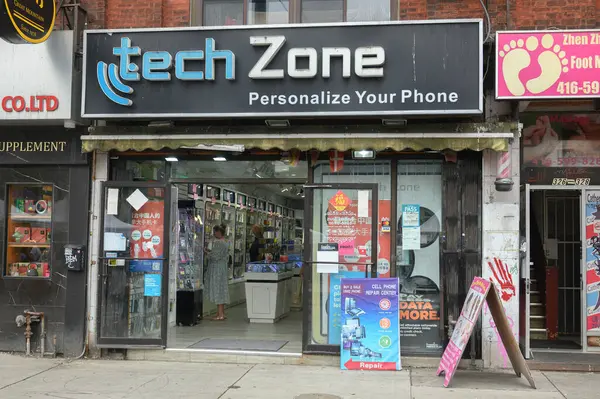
xmin=12 ymin=227 xmax=30 ymax=242
xmin=30 ymin=228 xmax=48 ymax=243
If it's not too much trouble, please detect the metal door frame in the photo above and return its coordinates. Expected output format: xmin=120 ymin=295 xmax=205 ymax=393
xmin=302 ymin=183 xmax=379 ymax=354
xmin=530 ymin=185 xmax=597 ymax=353
xmin=97 ymin=181 xmax=171 ymax=348
xmin=520 ymin=184 xmax=531 ymax=357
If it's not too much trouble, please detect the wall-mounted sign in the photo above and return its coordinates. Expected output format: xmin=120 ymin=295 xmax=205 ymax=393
xmin=0 ymin=0 xmax=56 ymax=44
xmin=496 ymin=30 xmax=600 ymax=99
xmin=0 ymin=31 xmax=75 ymax=122
xmin=521 ymin=113 xmax=600 ymax=186
xmin=0 ymin=129 xmax=86 ymax=165
xmin=82 ymin=20 xmax=482 ymax=118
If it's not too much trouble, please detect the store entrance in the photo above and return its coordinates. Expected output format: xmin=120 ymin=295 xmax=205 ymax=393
xmin=528 ymin=188 xmax=583 ymax=351
xmin=168 ymin=182 xmax=305 ymax=353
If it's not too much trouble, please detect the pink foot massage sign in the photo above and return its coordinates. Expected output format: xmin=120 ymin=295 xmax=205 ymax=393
xmin=496 ymin=30 xmax=600 ymax=99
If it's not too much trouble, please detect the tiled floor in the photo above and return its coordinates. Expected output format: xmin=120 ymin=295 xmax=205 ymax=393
xmin=167 ymin=304 xmax=303 ymax=353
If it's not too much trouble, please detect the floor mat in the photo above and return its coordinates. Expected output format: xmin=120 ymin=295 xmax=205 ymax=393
xmin=531 ymin=339 xmax=582 ymax=350
xmin=188 ymin=338 xmax=288 ymax=351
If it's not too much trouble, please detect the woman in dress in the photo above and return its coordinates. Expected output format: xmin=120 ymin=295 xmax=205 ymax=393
xmin=205 ymin=224 xmax=230 ymax=321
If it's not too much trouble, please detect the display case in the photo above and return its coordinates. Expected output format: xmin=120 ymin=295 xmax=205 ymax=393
xmin=234 ymin=193 xmax=247 ymax=279
xmin=245 ymin=197 xmax=259 ymax=265
xmin=177 ymin=207 xmax=204 ymax=291
xmin=245 ymin=261 xmax=293 ymax=323
xmin=4 ymin=184 xmax=53 ymax=278
xmin=221 ymin=191 xmax=236 ymax=280
xmin=176 ymin=204 xmax=204 ymax=326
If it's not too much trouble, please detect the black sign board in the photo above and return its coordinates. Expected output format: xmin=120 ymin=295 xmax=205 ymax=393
xmin=206 ymin=186 xmax=220 ymax=200
xmin=0 ymin=130 xmax=87 ymax=165
xmin=237 ymin=194 xmax=247 ymax=207
xmin=82 ymin=21 xmax=482 ymax=118
xmin=248 ymin=197 xmax=257 ymax=209
xmin=0 ymin=0 xmax=56 ymax=44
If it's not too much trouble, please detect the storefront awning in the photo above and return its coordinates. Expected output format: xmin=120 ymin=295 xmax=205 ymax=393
xmin=81 ymin=126 xmax=516 ymax=153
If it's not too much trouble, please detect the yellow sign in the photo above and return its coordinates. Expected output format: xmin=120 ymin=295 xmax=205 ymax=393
xmin=1 ymin=0 xmax=56 ymax=44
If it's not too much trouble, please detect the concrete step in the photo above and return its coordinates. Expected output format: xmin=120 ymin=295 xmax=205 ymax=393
xmin=530 ymin=302 xmax=545 ymax=316
xmin=530 ymin=328 xmax=547 ymax=340
xmin=530 ymin=315 xmax=546 ymax=329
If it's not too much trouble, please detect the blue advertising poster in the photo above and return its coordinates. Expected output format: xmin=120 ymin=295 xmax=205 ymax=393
xmin=130 ymin=259 xmax=163 ymax=273
xmin=340 ymin=278 xmax=401 ymax=371
xmin=144 ymin=274 xmax=161 ymax=297
xmin=328 ymin=270 xmax=364 ymax=344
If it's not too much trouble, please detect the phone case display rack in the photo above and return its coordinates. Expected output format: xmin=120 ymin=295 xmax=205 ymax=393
xmin=177 ymin=207 xmax=204 ymax=291
xmin=4 ymin=184 xmax=53 ymax=278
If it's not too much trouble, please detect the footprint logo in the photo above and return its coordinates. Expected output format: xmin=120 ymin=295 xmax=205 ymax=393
xmin=500 ymin=34 xmax=568 ymax=96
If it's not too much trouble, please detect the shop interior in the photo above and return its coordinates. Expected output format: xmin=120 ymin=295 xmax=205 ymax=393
xmin=167 ymin=180 xmax=305 ymax=353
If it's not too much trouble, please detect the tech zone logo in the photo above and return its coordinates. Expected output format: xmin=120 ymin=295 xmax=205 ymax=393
xmin=96 ymin=37 xmax=236 ymax=106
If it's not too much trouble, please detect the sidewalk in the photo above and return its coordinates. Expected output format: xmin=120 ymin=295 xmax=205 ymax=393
xmin=0 ymin=353 xmax=597 ymax=398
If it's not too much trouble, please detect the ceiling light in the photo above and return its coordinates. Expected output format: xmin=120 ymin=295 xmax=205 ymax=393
xmin=381 ymin=118 xmax=407 ymax=127
xmin=165 ymin=157 xmax=178 ymax=162
xmin=352 ymin=150 xmax=375 ymax=159
xmin=265 ymin=119 xmax=290 ymax=128
xmin=213 ymin=156 xmax=227 ymax=162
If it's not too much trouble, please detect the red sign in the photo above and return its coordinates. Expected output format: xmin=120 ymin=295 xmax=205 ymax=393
xmin=329 ymin=190 xmax=351 ymax=211
xmin=130 ymin=200 xmax=164 ymax=259
xmin=1 ymin=95 xmax=59 ymax=113
xmin=344 ymin=359 xmax=397 ymax=371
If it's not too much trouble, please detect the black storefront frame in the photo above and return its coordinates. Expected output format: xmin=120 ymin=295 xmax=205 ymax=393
xmin=96 ymin=180 xmax=171 ymax=348
xmin=104 ymin=151 xmax=469 ymax=356
xmin=0 ymin=130 xmax=91 ymax=356
xmin=301 ymin=182 xmax=378 ymax=354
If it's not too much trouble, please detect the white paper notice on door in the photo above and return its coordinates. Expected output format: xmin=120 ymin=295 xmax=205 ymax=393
xmin=402 ymin=227 xmax=421 ymax=250
xmin=316 ymin=242 xmax=339 ymax=274
xmin=107 ymin=188 xmax=119 ymax=215
xmin=358 ymin=190 xmax=369 ymax=218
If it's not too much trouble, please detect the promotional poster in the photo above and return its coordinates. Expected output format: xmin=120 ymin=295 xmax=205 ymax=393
xmin=397 ymin=171 xmax=443 ymax=354
xmin=521 ymin=113 xmax=600 ymax=185
xmin=438 ymin=277 xmax=490 ymax=387
xmin=585 ymin=190 xmax=600 ymax=332
xmin=130 ymin=200 xmax=164 ymax=259
xmin=340 ymin=278 xmax=401 ymax=371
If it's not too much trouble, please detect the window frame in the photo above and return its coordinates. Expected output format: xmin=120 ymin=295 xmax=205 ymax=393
xmin=191 ymin=0 xmax=397 ymax=26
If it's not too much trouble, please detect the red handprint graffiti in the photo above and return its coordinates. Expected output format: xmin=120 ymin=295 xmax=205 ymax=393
xmin=487 ymin=257 xmax=516 ymax=302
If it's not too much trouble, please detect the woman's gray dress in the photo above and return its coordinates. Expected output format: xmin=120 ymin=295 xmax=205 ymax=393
xmin=206 ymin=239 xmax=230 ymax=305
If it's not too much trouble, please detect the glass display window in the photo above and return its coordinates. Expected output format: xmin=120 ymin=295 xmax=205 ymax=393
xmin=4 ymin=184 xmax=53 ymax=278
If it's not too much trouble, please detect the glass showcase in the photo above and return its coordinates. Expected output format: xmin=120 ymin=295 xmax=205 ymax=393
xmin=4 ymin=184 xmax=53 ymax=278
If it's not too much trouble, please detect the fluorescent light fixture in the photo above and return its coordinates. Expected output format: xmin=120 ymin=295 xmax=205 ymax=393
xmin=165 ymin=157 xmax=178 ymax=162
xmin=265 ymin=119 xmax=290 ymax=128
xmin=180 ymin=144 xmax=245 ymax=152
xmin=381 ymin=118 xmax=407 ymax=127
xmin=352 ymin=150 xmax=375 ymax=159
xmin=213 ymin=156 xmax=227 ymax=162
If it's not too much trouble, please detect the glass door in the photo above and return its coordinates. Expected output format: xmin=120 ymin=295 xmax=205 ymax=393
xmin=303 ymin=184 xmax=378 ymax=352
xmin=98 ymin=183 xmax=171 ymax=347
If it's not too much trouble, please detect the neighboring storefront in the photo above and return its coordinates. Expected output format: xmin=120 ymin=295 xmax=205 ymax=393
xmin=81 ymin=20 xmax=517 ymax=363
xmin=496 ymin=29 xmax=600 ymax=356
xmin=0 ymin=31 xmax=90 ymax=356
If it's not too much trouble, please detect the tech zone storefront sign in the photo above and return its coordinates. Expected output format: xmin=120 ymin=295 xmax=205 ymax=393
xmin=82 ymin=20 xmax=483 ymax=118
xmin=0 ymin=0 xmax=56 ymax=44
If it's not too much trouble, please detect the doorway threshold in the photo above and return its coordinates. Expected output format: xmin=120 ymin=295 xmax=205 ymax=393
xmin=126 ymin=347 xmax=340 ymax=366
xmin=528 ymin=350 xmax=600 ymax=372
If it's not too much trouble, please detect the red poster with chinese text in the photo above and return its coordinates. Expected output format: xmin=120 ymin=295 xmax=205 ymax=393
xmin=326 ymin=191 xmax=390 ymax=276
xmin=130 ymin=200 xmax=164 ymax=259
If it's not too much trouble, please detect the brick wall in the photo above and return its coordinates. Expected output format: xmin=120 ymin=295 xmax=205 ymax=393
xmin=80 ymin=0 xmax=190 ymax=29
xmin=80 ymin=0 xmax=598 ymax=30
